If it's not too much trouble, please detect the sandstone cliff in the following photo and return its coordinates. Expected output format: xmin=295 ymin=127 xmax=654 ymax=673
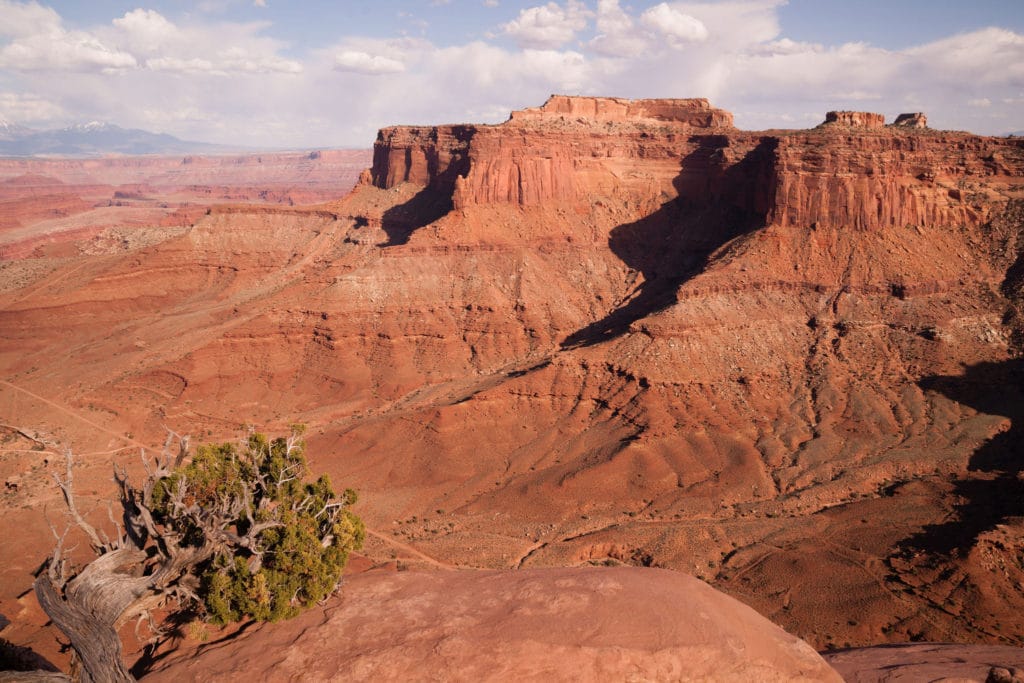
xmin=370 ymin=99 xmax=1021 ymax=232
xmin=1 ymin=97 xmax=1023 ymax=668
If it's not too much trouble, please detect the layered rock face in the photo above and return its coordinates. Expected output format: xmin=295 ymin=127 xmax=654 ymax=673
xmin=822 ymin=110 xmax=887 ymax=128
xmin=893 ymin=112 xmax=928 ymax=128
xmin=2 ymin=96 xmax=1024 ymax=667
xmin=510 ymin=95 xmax=735 ymax=126
xmin=371 ymin=95 xmax=738 ymax=209
xmin=767 ymin=131 xmax=1016 ymax=230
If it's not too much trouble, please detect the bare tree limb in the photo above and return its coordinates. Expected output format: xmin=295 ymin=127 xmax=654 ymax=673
xmin=52 ymin=451 xmax=106 ymax=554
xmin=31 ymin=429 xmax=363 ymax=682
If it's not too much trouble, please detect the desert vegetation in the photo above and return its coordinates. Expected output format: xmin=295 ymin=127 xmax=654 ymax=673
xmin=25 ymin=429 xmax=363 ymax=682
xmin=2 ymin=96 xmax=1023 ymax=679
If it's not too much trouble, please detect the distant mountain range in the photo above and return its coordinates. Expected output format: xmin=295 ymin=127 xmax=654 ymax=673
xmin=0 ymin=120 xmax=241 ymax=157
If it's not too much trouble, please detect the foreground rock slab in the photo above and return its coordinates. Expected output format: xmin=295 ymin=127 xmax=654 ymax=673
xmin=824 ymin=642 xmax=1024 ymax=682
xmin=145 ymin=567 xmax=840 ymax=682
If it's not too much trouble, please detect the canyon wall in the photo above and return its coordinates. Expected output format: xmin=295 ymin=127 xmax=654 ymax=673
xmin=369 ymin=99 xmax=1023 ymax=236
xmin=768 ymin=132 xmax=1024 ymax=230
xmin=2 ymin=97 xmax=1024 ymax=664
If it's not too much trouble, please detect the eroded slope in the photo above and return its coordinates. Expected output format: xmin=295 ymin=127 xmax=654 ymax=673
xmin=1 ymin=97 xmax=1023 ymax=662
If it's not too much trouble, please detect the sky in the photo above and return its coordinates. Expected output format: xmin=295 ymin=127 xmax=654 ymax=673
xmin=0 ymin=0 xmax=1022 ymax=148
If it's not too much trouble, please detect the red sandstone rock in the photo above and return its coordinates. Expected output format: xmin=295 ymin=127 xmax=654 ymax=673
xmin=1 ymin=96 xmax=1023 ymax=669
xmin=892 ymin=112 xmax=928 ymax=128
xmin=825 ymin=643 xmax=1024 ymax=682
xmin=510 ymin=94 xmax=735 ymax=127
xmin=145 ymin=568 xmax=841 ymax=682
xmin=822 ymin=110 xmax=887 ymax=128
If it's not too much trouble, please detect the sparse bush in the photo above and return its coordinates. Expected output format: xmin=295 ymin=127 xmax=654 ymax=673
xmin=34 ymin=428 xmax=364 ymax=682
xmin=150 ymin=432 xmax=365 ymax=624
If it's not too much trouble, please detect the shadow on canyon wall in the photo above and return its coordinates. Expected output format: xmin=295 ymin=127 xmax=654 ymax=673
xmin=378 ymin=126 xmax=475 ymax=247
xmin=130 ymin=613 xmax=258 ymax=679
xmin=379 ymin=187 xmax=454 ymax=246
xmin=562 ymin=136 xmax=779 ymax=349
xmin=898 ymin=202 xmax=1024 ymax=556
xmin=900 ymin=359 xmax=1024 ymax=556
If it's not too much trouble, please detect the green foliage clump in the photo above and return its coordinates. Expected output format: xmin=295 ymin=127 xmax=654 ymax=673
xmin=151 ymin=431 xmax=365 ymax=625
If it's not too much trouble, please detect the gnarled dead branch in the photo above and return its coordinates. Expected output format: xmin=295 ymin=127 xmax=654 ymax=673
xmin=30 ymin=429 xmax=364 ymax=683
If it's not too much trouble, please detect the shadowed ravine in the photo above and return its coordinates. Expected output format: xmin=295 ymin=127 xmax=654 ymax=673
xmin=563 ymin=136 xmax=777 ymax=348
xmin=902 ymin=358 xmax=1024 ymax=555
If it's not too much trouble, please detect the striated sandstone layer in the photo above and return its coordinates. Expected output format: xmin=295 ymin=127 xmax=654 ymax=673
xmin=1 ymin=96 xmax=1024 ymax=668
xmin=144 ymin=567 xmax=841 ymax=682
xmin=822 ymin=111 xmax=887 ymax=128
xmin=510 ymin=95 xmax=736 ymax=127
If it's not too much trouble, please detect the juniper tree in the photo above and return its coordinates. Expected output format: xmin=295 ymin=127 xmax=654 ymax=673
xmin=31 ymin=429 xmax=364 ymax=683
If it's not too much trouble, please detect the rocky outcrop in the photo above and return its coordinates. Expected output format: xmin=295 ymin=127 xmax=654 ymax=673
xmin=821 ymin=110 xmax=886 ymax=128
xmin=3 ymin=96 xmax=1024 ymax=668
xmin=892 ymin=112 xmax=928 ymax=128
xmin=145 ymin=568 xmax=841 ymax=682
xmin=368 ymin=95 xmax=736 ymax=208
xmin=367 ymin=96 xmax=1024 ymax=231
xmin=767 ymin=131 xmax=1024 ymax=230
xmin=369 ymin=125 xmax=474 ymax=190
xmin=509 ymin=94 xmax=735 ymax=127
xmin=825 ymin=643 xmax=1024 ymax=682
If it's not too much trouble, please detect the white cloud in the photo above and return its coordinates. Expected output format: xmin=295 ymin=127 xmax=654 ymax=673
xmin=217 ymin=47 xmax=302 ymax=73
xmin=0 ymin=6 xmax=303 ymax=76
xmin=640 ymin=3 xmax=708 ymax=44
xmin=503 ymin=0 xmax=591 ymax=50
xmin=0 ymin=0 xmax=61 ymax=37
xmin=0 ymin=0 xmax=1021 ymax=147
xmin=590 ymin=0 xmax=642 ymax=57
xmin=334 ymin=50 xmax=406 ymax=75
xmin=145 ymin=57 xmax=217 ymax=73
xmin=0 ymin=1 xmax=137 ymax=71
xmin=749 ymin=37 xmax=822 ymax=56
xmin=111 ymin=9 xmax=177 ymax=53
xmin=0 ymin=91 xmax=65 ymax=122
xmin=904 ymin=28 xmax=1024 ymax=86
xmin=0 ymin=30 xmax=137 ymax=71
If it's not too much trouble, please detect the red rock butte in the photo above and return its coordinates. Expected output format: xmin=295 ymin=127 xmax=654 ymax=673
xmin=1 ymin=95 xmax=1024 ymax=674
xmin=822 ymin=110 xmax=887 ymax=128
xmin=509 ymin=94 xmax=736 ymax=127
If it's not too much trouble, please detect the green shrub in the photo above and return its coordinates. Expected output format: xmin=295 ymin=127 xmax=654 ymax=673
xmin=151 ymin=431 xmax=365 ymax=625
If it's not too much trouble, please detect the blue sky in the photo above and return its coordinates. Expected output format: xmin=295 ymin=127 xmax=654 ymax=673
xmin=1 ymin=0 xmax=1022 ymax=146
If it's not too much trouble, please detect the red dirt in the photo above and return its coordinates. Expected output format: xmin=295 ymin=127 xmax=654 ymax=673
xmin=1 ymin=96 xmax=1023 ymax=674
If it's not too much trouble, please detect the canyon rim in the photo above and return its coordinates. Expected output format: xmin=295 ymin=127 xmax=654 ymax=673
xmin=1 ymin=95 xmax=1023 ymax=677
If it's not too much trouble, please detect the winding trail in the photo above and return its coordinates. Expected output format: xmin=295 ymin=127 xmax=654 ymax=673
xmin=0 ymin=379 xmax=151 ymax=450
xmin=364 ymin=529 xmax=456 ymax=569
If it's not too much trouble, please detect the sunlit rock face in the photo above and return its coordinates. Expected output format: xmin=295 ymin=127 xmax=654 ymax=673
xmin=1 ymin=97 xmax=1023 ymax=665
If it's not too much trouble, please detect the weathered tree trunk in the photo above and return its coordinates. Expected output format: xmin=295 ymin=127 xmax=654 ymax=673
xmin=33 ymin=573 xmax=134 ymax=683
xmin=26 ymin=431 xmax=359 ymax=681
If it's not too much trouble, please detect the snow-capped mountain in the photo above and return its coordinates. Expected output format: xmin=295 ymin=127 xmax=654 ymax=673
xmin=0 ymin=118 xmax=33 ymax=141
xmin=0 ymin=121 xmax=236 ymax=156
xmin=63 ymin=121 xmax=116 ymax=133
